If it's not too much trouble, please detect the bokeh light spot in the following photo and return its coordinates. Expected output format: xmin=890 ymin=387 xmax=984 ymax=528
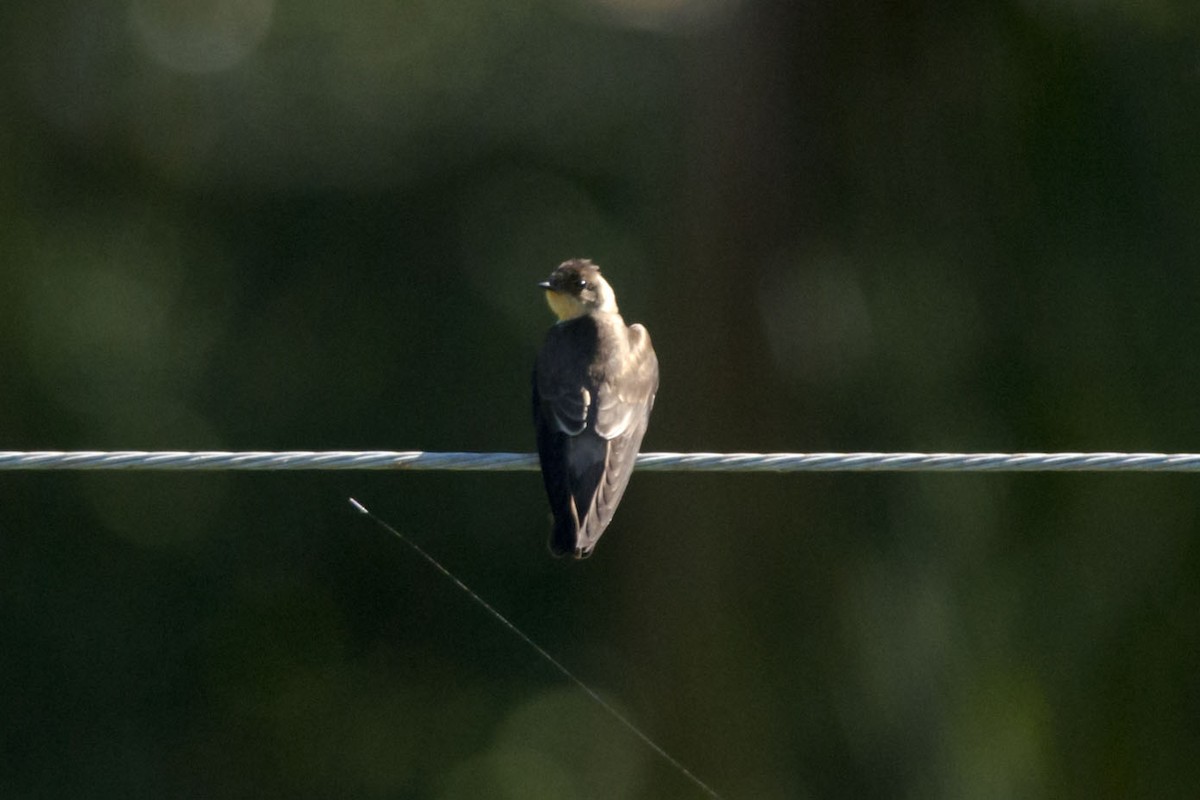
xmin=129 ymin=0 xmax=274 ymax=74
xmin=574 ymin=0 xmax=743 ymax=33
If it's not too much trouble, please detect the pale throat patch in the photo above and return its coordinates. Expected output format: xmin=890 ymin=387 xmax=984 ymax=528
xmin=545 ymin=290 xmax=589 ymax=321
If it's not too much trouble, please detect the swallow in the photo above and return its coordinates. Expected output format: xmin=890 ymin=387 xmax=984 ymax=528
xmin=533 ymin=259 xmax=659 ymax=558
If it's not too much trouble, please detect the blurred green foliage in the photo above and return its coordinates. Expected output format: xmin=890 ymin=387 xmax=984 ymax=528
xmin=3 ymin=0 xmax=1200 ymax=797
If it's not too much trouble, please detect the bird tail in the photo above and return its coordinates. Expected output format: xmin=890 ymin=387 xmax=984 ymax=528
xmin=548 ymin=514 xmax=579 ymax=558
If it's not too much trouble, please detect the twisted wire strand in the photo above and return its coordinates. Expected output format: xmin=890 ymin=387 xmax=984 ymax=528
xmin=2 ymin=450 xmax=1200 ymax=472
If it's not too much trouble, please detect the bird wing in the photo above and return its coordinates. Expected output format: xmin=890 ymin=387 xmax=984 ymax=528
xmin=576 ymin=323 xmax=658 ymax=554
xmin=534 ymin=317 xmax=600 ymax=555
xmin=534 ymin=317 xmax=597 ymax=436
xmin=534 ymin=317 xmax=658 ymax=557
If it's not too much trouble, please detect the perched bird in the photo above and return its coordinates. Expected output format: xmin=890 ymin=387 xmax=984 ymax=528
xmin=533 ymin=259 xmax=659 ymax=558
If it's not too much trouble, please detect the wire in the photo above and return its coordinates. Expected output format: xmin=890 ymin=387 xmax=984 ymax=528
xmin=349 ymin=498 xmax=725 ymax=799
xmin=1 ymin=450 xmax=1200 ymax=472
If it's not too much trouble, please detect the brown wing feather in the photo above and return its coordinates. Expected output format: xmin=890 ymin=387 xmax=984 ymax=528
xmin=534 ymin=317 xmax=658 ymax=557
xmin=534 ymin=317 xmax=600 ymax=556
xmin=573 ymin=323 xmax=658 ymax=556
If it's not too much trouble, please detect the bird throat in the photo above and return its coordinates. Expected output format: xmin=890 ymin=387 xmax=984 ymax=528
xmin=545 ymin=290 xmax=589 ymax=321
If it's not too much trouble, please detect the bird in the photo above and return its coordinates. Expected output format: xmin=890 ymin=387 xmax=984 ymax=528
xmin=533 ymin=259 xmax=659 ymax=558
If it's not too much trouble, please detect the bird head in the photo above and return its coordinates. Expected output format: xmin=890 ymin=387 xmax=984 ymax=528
xmin=539 ymin=259 xmax=618 ymax=320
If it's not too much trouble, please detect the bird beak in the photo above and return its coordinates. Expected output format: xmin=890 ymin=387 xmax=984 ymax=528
xmin=537 ymin=281 xmax=553 ymax=290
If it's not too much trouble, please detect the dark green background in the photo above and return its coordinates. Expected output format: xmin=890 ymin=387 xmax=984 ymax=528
xmin=3 ymin=0 xmax=1199 ymax=797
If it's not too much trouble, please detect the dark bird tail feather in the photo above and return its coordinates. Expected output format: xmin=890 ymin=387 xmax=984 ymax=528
xmin=549 ymin=514 xmax=578 ymax=558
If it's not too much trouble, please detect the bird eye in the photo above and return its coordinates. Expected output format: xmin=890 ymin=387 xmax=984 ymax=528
xmin=577 ymin=279 xmax=589 ymax=289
